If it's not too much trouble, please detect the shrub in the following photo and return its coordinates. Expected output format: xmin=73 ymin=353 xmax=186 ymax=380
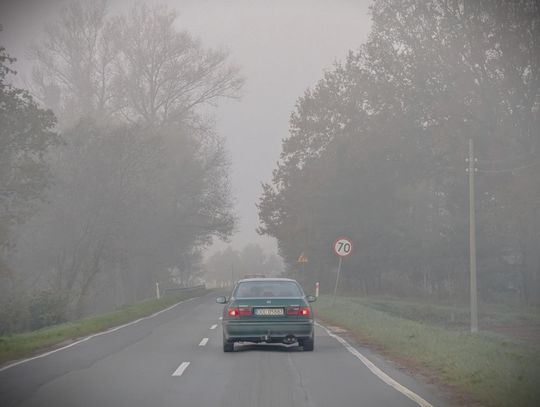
xmin=0 ymin=294 xmax=30 ymax=335
xmin=28 ymin=290 xmax=68 ymax=330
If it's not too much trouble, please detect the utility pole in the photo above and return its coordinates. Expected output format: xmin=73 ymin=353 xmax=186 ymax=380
xmin=467 ymin=139 xmax=478 ymax=333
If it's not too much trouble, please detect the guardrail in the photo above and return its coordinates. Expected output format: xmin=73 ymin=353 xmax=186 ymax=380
xmin=155 ymin=283 xmax=206 ymax=299
xmin=162 ymin=285 xmax=206 ymax=295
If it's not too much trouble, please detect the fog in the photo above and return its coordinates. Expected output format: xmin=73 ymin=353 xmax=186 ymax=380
xmin=1 ymin=0 xmax=372 ymax=255
xmin=1 ymin=1 xmax=539 ymax=405
xmin=179 ymin=0 xmax=371 ymax=254
xmin=1 ymin=0 xmax=539 ymax=377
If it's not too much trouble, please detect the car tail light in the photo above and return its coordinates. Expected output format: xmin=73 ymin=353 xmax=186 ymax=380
xmin=238 ymin=307 xmax=252 ymax=316
xmin=287 ymin=306 xmax=311 ymax=316
xmin=227 ymin=307 xmax=252 ymax=317
xmin=300 ymin=307 xmax=310 ymax=316
xmin=287 ymin=307 xmax=299 ymax=315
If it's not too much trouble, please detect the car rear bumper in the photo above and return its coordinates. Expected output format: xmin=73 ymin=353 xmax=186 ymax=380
xmin=223 ymin=320 xmax=314 ymax=342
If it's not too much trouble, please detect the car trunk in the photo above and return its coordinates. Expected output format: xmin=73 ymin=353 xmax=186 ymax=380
xmin=230 ymin=297 xmax=308 ymax=322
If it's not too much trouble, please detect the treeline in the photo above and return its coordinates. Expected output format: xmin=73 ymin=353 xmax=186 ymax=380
xmin=258 ymin=0 xmax=540 ymax=304
xmin=204 ymin=244 xmax=284 ymax=287
xmin=0 ymin=1 xmax=242 ymax=333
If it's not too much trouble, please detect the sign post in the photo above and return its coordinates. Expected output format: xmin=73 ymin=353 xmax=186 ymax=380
xmin=297 ymin=252 xmax=308 ymax=274
xmin=331 ymin=237 xmax=353 ymax=306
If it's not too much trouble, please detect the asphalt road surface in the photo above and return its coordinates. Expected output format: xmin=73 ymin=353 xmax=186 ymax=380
xmin=0 ymin=292 xmax=450 ymax=407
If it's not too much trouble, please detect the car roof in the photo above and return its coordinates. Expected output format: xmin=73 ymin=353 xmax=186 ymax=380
xmin=236 ymin=277 xmax=298 ymax=283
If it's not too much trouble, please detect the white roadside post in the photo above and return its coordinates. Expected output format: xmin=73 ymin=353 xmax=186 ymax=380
xmin=315 ymin=281 xmax=320 ymax=298
xmin=156 ymin=282 xmax=161 ymax=300
xmin=467 ymin=138 xmax=478 ymax=333
xmin=331 ymin=237 xmax=353 ymax=306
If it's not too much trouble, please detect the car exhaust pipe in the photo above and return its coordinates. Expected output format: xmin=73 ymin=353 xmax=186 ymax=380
xmin=261 ymin=329 xmax=273 ymax=343
xmin=283 ymin=335 xmax=296 ymax=345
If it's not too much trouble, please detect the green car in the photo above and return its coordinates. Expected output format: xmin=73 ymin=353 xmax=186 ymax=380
xmin=216 ymin=278 xmax=316 ymax=352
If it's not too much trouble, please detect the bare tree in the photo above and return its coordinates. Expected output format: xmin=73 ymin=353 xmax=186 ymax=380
xmin=30 ymin=1 xmax=243 ymax=129
xmin=30 ymin=0 xmax=117 ymax=126
xmin=111 ymin=3 xmax=243 ymax=127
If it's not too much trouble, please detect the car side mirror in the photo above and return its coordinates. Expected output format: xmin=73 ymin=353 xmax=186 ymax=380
xmin=216 ymin=296 xmax=228 ymax=304
xmin=306 ymin=295 xmax=316 ymax=303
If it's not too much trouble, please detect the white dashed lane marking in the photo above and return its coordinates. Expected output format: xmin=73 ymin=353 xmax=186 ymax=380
xmin=172 ymin=362 xmax=190 ymax=377
xmin=199 ymin=338 xmax=209 ymax=346
xmin=210 ymin=324 xmax=217 ymax=330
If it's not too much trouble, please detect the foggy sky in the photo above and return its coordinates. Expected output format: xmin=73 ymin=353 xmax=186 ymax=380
xmin=0 ymin=0 xmax=372 ymax=256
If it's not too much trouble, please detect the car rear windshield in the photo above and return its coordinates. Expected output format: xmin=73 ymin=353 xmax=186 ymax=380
xmin=234 ymin=281 xmax=303 ymax=298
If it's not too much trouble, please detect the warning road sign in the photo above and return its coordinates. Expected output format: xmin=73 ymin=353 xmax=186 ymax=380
xmin=297 ymin=252 xmax=308 ymax=263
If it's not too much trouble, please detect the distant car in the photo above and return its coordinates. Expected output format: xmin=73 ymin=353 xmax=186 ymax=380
xmin=216 ymin=278 xmax=316 ymax=352
xmin=243 ymin=274 xmax=266 ymax=279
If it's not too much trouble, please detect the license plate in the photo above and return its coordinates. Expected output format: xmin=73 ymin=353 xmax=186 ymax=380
xmin=254 ymin=308 xmax=284 ymax=316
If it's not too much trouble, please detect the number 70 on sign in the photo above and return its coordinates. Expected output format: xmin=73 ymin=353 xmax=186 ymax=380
xmin=333 ymin=237 xmax=353 ymax=257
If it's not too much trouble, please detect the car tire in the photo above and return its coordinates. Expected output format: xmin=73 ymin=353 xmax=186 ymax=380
xmin=301 ymin=333 xmax=314 ymax=351
xmin=223 ymin=333 xmax=234 ymax=352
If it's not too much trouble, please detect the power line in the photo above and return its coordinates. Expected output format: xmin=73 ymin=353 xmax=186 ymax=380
xmin=477 ymin=160 xmax=540 ymax=174
xmin=476 ymin=152 xmax=539 ymax=165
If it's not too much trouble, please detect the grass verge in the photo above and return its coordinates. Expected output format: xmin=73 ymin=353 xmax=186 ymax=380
xmin=317 ymin=295 xmax=540 ymax=407
xmin=0 ymin=288 xmax=208 ymax=367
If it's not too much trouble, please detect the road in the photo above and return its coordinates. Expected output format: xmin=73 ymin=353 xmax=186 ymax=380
xmin=0 ymin=292 xmax=450 ymax=407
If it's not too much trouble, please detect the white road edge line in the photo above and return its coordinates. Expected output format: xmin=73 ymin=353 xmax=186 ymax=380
xmin=199 ymin=337 xmax=209 ymax=346
xmin=316 ymin=322 xmax=433 ymax=407
xmin=0 ymin=298 xmax=198 ymax=373
xmin=172 ymin=361 xmax=190 ymax=377
xmin=210 ymin=324 xmax=217 ymax=330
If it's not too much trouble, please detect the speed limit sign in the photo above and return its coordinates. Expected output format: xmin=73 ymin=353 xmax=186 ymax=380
xmin=333 ymin=237 xmax=353 ymax=257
